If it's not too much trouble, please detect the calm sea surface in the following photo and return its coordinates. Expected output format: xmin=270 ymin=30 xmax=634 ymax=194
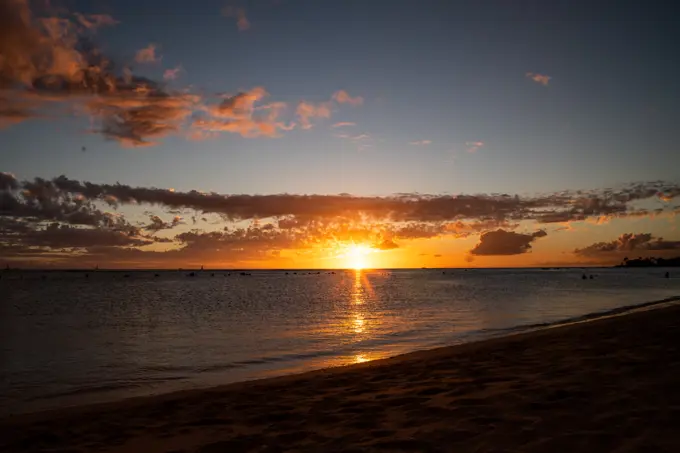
xmin=1 ymin=268 xmax=679 ymax=415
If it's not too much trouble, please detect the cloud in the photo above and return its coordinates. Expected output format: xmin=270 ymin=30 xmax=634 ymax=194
xmin=374 ymin=239 xmax=398 ymax=250
xmin=0 ymin=96 xmax=39 ymax=128
xmin=10 ymin=222 xmax=154 ymax=248
xmin=0 ymin=2 xmax=367 ymax=147
xmin=296 ymin=90 xmax=363 ymax=129
xmin=0 ymin=1 xmax=202 ymax=146
xmin=409 ymin=140 xmax=432 ymax=146
xmin=332 ymin=90 xmax=363 ymax=106
xmin=163 ymin=66 xmax=182 ymax=80
xmin=465 ymin=141 xmax=484 ymax=153
xmin=135 ymin=43 xmax=160 ymax=63
xmin=470 ymin=229 xmax=547 ymax=256
xmin=73 ymin=13 xmax=118 ymax=31
xmin=221 ymin=6 xmax=250 ymax=31
xmin=526 ymin=72 xmax=551 ymax=86
xmin=0 ymin=171 xmax=19 ymax=190
xmin=574 ymin=233 xmax=680 ymax=256
xmin=4 ymin=175 xmax=680 ymax=267
xmin=143 ymin=214 xmax=183 ymax=232
xmin=296 ymin=101 xmax=332 ymax=129
xmin=88 ymin=86 xmax=199 ymax=147
xmin=18 ymin=176 xmax=678 ymax=225
xmin=658 ymin=190 xmax=680 ymax=202
xmin=433 ymin=254 xmax=442 ymax=258
xmin=0 ymin=0 xmax=86 ymax=87
xmin=194 ymin=88 xmax=292 ymax=138
xmin=332 ymin=122 xmax=356 ymax=128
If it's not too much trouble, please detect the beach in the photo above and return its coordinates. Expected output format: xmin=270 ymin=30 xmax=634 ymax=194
xmin=2 ymin=301 xmax=679 ymax=452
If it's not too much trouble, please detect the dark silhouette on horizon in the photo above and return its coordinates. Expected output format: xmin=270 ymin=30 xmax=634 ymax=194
xmin=617 ymin=256 xmax=680 ymax=268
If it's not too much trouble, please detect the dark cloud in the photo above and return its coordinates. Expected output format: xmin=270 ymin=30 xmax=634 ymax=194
xmin=470 ymin=229 xmax=547 ymax=256
xmin=0 ymin=171 xmax=18 ymax=190
xmin=143 ymin=214 xmax=182 ymax=232
xmin=9 ymin=175 xmax=680 ymax=225
xmin=574 ymin=233 xmax=680 ymax=256
xmin=14 ymin=222 xmax=153 ymax=248
xmin=1 ymin=177 xmax=136 ymax=231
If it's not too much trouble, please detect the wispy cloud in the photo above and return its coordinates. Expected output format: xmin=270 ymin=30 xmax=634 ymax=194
xmin=334 ymin=131 xmax=372 ymax=151
xmin=409 ymin=140 xmax=432 ymax=146
xmin=135 ymin=44 xmax=161 ymax=63
xmin=296 ymin=101 xmax=332 ymax=129
xmin=193 ymin=88 xmax=293 ymax=138
xmin=163 ymin=66 xmax=182 ymax=80
xmin=332 ymin=90 xmax=363 ymax=106
xmin=73 ymin=13 xmax=118 ymax=30
xmin=465 ymin=141 xmax=484 ymax=153
xmin=526 ymin=72 xmax=551 ymax=86
xmin=296 ymin=91 xmax=364 ymax=129
xmin=332 ymin=122 xmax=356 ymax=128
xmin=222 ymin=6 xmax=250 ymax=31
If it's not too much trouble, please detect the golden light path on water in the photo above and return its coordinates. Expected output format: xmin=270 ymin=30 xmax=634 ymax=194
xmin=350 ymin=269 xmax=375 ymax=364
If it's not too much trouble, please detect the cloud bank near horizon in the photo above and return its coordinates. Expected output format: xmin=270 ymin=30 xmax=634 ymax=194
xmin=2 ymin=172 xmax=679 ymax=267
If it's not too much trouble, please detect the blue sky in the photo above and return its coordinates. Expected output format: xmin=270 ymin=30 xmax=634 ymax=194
xmin=2 ymin=0 xmax=678 ymax=196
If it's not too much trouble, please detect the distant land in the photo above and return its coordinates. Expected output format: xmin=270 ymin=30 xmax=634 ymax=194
xmin=616 ymin=256 xmax=680 ymax=268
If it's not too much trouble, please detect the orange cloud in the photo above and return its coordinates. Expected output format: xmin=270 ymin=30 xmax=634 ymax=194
xmin=87 ymin=89 xmax=199 ymax=147
xmin=135 ymin=44 xmax=160 ymax=63
xmin=526 ymin=72 xmax=551 ymax=86
xmin=0 ymin=0 xmax=364 ymax=147
xmin=332 ymin=122 xmax=356 ymax=128
xmin=193 ymin=88 xmax=292 ymax=138
xmin=296 ymin=101 xmax=332 ymax=129
xmin=3 ymin=174 xmax=680 ymax=268
xmin=222 ymin=6 xmax=250 ymax=31
xmin=374 ymin=239 xmax=399 ymax=250
xmin=332 ymin=90 xmax=363 ymax=106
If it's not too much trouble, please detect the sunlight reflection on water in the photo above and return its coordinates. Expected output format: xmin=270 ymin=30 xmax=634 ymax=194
xmin=2 ymin=267 xmax=679 ymax=414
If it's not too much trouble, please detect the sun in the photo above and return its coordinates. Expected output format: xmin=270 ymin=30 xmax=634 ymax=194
xmin=345 ymin=244 xmax=371 ymax=270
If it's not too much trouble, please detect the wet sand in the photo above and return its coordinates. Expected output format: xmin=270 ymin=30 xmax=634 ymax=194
xmin=2 ymin=302 xmax=680 ymax=452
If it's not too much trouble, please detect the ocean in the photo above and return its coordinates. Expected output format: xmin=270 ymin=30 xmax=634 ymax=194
xmin=1 ymin=267 xmax=678 ymax=416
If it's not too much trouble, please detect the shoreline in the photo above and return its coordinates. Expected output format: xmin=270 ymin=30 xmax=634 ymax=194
xmin=3 ymin=295 xmax=680 ymax=420
xmin=3 ymin=295 xmax=678 ymax=422
xmin=2 ymin=296 xmax=680 ymax=451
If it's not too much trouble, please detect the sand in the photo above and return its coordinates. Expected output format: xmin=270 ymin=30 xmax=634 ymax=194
xmin=2 ymin=303 xmax=680 ymax=453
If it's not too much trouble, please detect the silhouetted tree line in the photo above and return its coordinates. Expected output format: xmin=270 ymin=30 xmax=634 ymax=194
xmin=616 ymin=256 xmax=680 ymax=267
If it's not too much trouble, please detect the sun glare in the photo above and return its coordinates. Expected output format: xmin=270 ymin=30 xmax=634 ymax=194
xmin=345 ymin=244 xmax=371 ymax=269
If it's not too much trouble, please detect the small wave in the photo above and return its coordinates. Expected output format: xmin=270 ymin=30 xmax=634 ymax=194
xmin=471 ymin=295 xmax=680 ymax=338
xmin=28 ymin=376 xmax=187 ymax=401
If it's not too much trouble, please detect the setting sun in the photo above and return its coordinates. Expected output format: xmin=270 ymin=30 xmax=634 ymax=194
xmin=344 ymin=244 xmax=372 ymax=269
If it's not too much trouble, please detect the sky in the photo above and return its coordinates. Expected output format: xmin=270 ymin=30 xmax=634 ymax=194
xmin=1 ymin=0 xmax=679 ymax=269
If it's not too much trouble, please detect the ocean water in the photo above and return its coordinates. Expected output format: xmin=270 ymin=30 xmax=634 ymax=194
xmin=1 ymin=268 xmax=679 ymax=416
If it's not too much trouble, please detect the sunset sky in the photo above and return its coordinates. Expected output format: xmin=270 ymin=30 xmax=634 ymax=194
xmin=1 ymin=0 xmax=679 ymax=269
